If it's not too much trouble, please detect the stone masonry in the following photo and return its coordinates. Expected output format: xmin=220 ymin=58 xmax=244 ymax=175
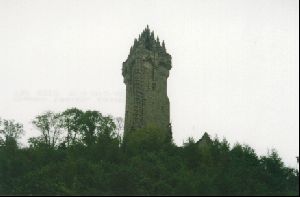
xmin=122 ymin=26 xmax=172 ymax=139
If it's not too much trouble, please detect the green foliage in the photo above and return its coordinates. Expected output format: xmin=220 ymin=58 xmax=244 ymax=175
xmin=124 ymin=125 xmax=172 ymax=155
xmin=0 ymin=118 xmax=24 ymax=148
xmin=0 ymin=112 xmax=298 ymax=196
xmin=32 ymin=111 xmax=62 ymax=148
xmin=59 ymin=108 xmax=84 ymax=146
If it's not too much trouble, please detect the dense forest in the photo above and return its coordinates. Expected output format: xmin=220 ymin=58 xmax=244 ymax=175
xmin=0 ymin=108 xmax=298 ymax=195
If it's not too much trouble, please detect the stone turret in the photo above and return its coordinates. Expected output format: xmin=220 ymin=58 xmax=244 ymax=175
xmin=122 ymin=26 xmax=172 ymax=139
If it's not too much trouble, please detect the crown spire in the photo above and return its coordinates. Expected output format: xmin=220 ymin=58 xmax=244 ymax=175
xmin=123 ymin=26 xmax=172 ymax=72
xmin=129 ymin=26 xmax=168 ymax=53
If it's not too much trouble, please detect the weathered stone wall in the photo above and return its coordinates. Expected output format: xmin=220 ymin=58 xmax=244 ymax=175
xmin=122 ymin=27 xmax=172 ymax=139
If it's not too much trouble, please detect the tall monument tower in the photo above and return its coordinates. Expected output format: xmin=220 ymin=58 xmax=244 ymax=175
xmin=122 ymin=26 xmax=172 ymax=139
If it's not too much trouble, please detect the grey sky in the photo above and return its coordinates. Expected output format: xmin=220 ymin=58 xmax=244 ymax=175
xmin=0 ymin=0 xmax=298 ymax=167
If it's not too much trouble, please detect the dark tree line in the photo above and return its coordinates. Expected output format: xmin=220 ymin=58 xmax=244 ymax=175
xmin=0 ymin=108 xmax=298 ymax=195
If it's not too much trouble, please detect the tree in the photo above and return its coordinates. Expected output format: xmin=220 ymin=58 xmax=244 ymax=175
xmin=114 ymin=117 xmax=124 ymax=138
xmin=0 ymin=110 xmax=299 ymax=196
xmin=61 ymin=110 xmax=117 ymax=146
xmin=59 ymin=108 xmax=84 ymax=146
xmin=32 ymin=111 xmax=62 ymax=148
xmin=124 ymin=125 xmax=169 ymax=155
xmin=0 ymin=118 xmax=24 ymax=147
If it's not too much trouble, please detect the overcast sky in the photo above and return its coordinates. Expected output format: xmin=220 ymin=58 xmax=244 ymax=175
xmin=0 ymin=0 xmax=298 ymax=167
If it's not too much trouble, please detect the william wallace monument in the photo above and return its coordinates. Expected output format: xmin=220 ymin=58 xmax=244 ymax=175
xmin=122 ymin=26 xmax=172 ymax=139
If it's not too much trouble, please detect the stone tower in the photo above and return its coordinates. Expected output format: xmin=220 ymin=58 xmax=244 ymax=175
xmin=122 ymin=26 xmax=172 ymax=139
